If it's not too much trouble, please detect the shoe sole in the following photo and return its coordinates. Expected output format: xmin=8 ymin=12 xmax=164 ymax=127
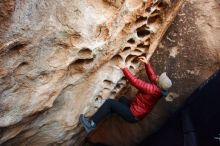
xmin=79 ymin=114 xmax=91 ymax=133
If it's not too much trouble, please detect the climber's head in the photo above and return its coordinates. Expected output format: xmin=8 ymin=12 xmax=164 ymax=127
xmin=156 ymin=73 xmax=178 ymax=102
xmin=157 ymin=72 xmax=172 ymax=90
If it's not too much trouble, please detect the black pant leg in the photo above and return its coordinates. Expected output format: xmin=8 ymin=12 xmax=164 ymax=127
xmin=91 ymin=99 xmax=112 ymax=124
xmin=118 ymin=96 xmax=131 ymax=107
xmin=91 ymin=99 xmax=137 ymax=124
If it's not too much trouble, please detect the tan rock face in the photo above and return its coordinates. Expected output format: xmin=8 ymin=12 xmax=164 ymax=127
xmin=87 ymin=0 xmax=220 ymax=145
xmin=0 ymin=0 xmax=219 ymax=146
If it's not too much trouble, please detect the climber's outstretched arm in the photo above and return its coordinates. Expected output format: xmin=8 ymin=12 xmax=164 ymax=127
xmin=122 ymin=67 xmax=155 ymax=94
xmin=138 ymin=56 xmax=157 ymax=84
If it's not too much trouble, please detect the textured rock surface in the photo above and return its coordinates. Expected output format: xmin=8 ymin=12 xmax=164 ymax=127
xmin=87 ymin=0 xmax=220 ymax=145
xmin=0 ymin=0 xmax=178 ymax=145
xmin=0 ymin=0 xmax=219 ymax=146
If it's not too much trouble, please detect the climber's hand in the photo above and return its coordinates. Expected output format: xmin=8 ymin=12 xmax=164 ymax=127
xmin=115 ymin=61 xmax=126 ymax=69
xmin=138 ymin=56 xmax=149 ymax=64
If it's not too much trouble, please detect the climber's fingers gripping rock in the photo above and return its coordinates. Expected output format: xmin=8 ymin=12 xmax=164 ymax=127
xmin=117 ymin=61 xmax=126 ymax=69
xmin=138 ymin=56 xmax=149 ymax=64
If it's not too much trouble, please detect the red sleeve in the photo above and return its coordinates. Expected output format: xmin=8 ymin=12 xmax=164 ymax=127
xmin=122 ymin=67 xmax=155 ymax=93
xmin=145 ymin=63 xmax=157 ymax=84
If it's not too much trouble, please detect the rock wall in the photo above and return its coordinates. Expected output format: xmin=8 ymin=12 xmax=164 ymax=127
xmin=0 ymin=0 xmax=183 ymax=145
xmin=87 ymin=0 xmax=220 ymax=145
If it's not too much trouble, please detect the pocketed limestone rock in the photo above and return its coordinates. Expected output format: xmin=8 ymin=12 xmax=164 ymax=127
xmin=0 ymin=0 xmax=219 ymax=146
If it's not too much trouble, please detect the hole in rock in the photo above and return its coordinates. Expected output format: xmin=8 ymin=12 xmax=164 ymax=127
xmin=117 ymin=77 xmax=126 ymax=86
xmin=110 ymin=54 xmax=123 ymax=64
xmin=122 ymin=47 xmax=131 ymax=52
xmin=134 ymin=49 xmax=143 ymax=53
xmin=136 ymin=48 xmax=146 ymax=53
xmin=125 ymin=54 xmax=136 ymax=64
xmin=68 ymin=58 xmax=94 ymax=72
xmin=137 ymin=43 xmax=150 ymax=48
xmin=78 ymin=48 xmax=93 ymax=58
xmin=158 ymin=2 xmax=164 ymax=8
xmin=129 ymin=65 xmax=135 ymax=70
xmin=115 ymin=83 xmax=121 ymax=89
xmin=120 ymin=76 xmax=127 ymax=82
xmin=127 ymin=38 xmax=135 ymax=44
xmin=151 ymin=9 xmax=160 ymax=15
xmin=18 ymin=62 xmax=29 ymax=67
xmin=0 ymin=39 xmax=29 ymax=55
xmin=104 ymin=87 xmax=111 ymax=90
xmin=103 ymin=79 xmax=114 ymax=86
xmin=6 ymin=40 xmax=28 ymax=52
xmin=10 ymin=44 xmax=26 ymax=51
xmin=76 ymin=58 xmax=94 ymax=64
xmin=142 ymin=53 xmax=147 ymax=56
xmin=95 ymin=95 xmax=102 ymax=102
xmin=129 ymin=65 xmax=135 ymax=73
xmin=136 ymin=16 xmax=148 ymax=23
xmin=131 ymin=57 xmax=139 ymax=64
xmin=111 ymin=91 xmax=117 ymax=95
xmin=131 ymin=49 xmax=144 ymax=56
xmin=137 ymin=25 xmax=150 ymax=38
xmin=14 ymin=62 xmax=29 ymax=75
xmin=148 ymin=15 xmax=161 ymax=24
xmin=145 ymin=7 xmax=151 ymax=12
xmin=57 ymin=42 xmax=70 ymax=49
xmin=6 ymin=42 xmax=28 ymax=56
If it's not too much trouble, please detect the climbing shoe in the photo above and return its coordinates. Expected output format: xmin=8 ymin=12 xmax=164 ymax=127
xmin=79 ymin=114 xmax=96 ymax=133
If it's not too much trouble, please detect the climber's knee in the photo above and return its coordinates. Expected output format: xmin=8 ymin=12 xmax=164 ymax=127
xmin=105 ymin=98 xmax=114 ymax=104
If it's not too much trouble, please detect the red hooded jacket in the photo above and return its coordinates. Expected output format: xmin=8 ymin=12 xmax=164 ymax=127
xmin=122 ymin=63 xmax=162 ymax=120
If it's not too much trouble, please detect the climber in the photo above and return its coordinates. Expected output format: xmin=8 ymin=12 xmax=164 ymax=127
xmin=79 ymin=55 xmax=173 ymax=133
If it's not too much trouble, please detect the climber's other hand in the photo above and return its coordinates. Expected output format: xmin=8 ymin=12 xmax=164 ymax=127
xmin=117 ymin=62 xmax=126 ymax=69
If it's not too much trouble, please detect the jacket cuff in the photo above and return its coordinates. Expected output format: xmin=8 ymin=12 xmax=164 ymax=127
xmin=145 ymin=63 xmax=150 ymax=66
xmin=122 ymin=67 xmax=128 ymax=71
